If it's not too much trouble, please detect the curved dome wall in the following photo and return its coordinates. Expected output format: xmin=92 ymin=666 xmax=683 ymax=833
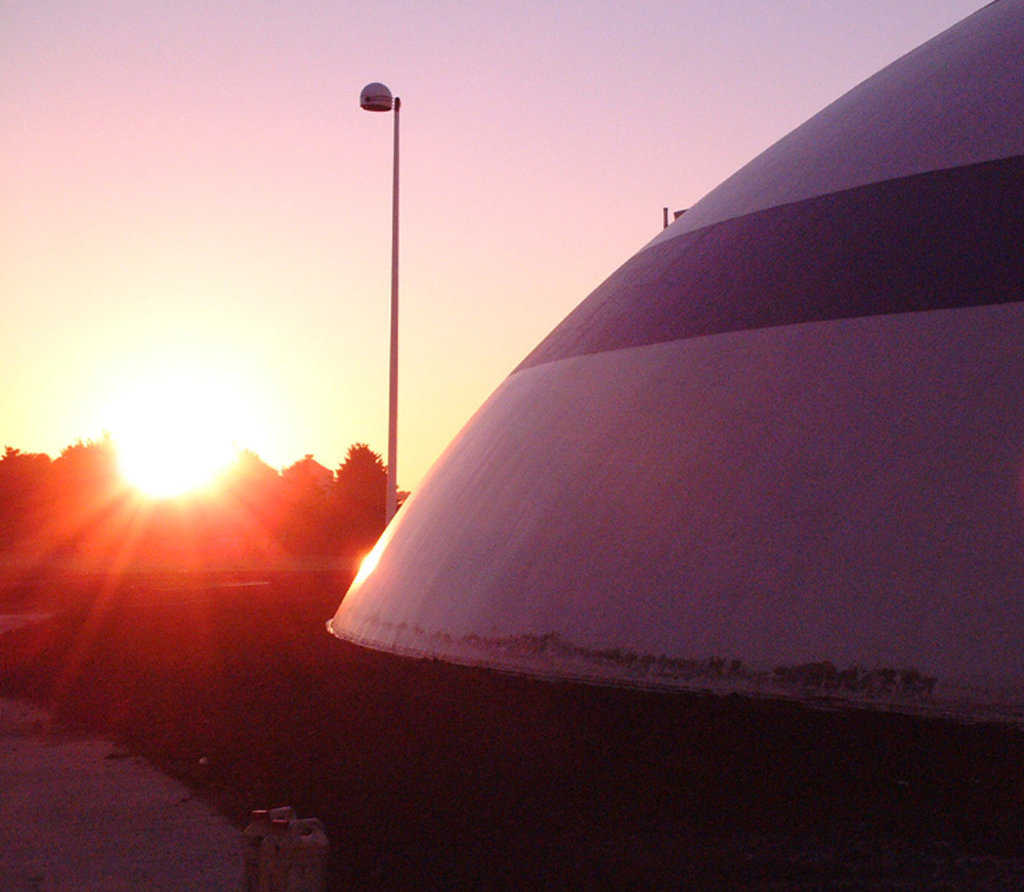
xmin=330 ymin=0 xmax=1024 ymax=721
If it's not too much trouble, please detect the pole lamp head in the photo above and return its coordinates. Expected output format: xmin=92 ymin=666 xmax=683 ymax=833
xmin=360 ymin=83 xmax=393 ymax=112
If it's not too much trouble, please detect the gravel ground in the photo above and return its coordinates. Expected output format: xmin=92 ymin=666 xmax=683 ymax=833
xmin=0 ymin=696 xmax=242 ymax=891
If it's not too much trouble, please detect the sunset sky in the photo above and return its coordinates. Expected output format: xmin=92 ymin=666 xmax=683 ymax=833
xmin=3 ymin=0 xmax=982 ymax=492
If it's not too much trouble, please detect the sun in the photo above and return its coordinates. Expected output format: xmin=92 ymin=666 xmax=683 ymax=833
xmin=107 ymin=367 xmax=246 ymax=499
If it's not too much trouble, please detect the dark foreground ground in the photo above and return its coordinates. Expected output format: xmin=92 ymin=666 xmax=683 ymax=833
xmin=1 ymin=570 xmax=1023 ymax=889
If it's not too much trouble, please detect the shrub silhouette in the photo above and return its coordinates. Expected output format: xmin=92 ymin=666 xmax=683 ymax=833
xmin=0 ymin=438 xmax=396 ymax=569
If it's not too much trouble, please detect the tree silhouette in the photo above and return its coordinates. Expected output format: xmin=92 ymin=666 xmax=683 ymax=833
xmin=0 ymin=437 xmax=401 ymax=569
xmin=0 ymin=446 xmax=52 ymax=548
xmin=217 ymin=450 xmax=284 ymax=564
xmin=335 ymin=444 xmax=386 ymax=513
xmin=229 ymin=449 xmax=281 ymax=493
xmin=278 ymin=454 xmax=334 ymax=555
xmin=332 ymin=444 xmax=387 ymax=556
xmin=45 ymin=435 xmax=127 ymax=561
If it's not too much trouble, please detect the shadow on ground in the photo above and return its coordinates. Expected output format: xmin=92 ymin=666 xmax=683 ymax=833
xmin=2 ymin=570 xmax=1022 ymax=889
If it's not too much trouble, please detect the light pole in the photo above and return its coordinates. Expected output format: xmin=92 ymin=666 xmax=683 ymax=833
xmin=360 ymin=82 xmax=400 ymax=525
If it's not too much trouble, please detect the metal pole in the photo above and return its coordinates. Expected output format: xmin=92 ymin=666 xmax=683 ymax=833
xmin=386 ymin=97 xmax=400 ymax=525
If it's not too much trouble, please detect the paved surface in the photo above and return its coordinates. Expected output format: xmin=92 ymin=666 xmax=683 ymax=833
xmin=0 ymin=697 xmax=242 ymax=891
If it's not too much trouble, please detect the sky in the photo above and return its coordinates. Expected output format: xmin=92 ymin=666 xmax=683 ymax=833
xmin=2 ymin=0 xmax=984 ymax=491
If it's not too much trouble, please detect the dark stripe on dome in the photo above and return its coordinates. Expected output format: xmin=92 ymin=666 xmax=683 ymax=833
xmin=516 ymin=154 xmax=1024 ymax=372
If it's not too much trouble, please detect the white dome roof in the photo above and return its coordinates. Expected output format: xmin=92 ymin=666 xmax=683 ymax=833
xmin=330 ymin=0 xmax=1024 ymax=723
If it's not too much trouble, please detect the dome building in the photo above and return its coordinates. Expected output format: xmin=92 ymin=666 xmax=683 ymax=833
xmin=330 ymin=0 xmax=1024 ymax=723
